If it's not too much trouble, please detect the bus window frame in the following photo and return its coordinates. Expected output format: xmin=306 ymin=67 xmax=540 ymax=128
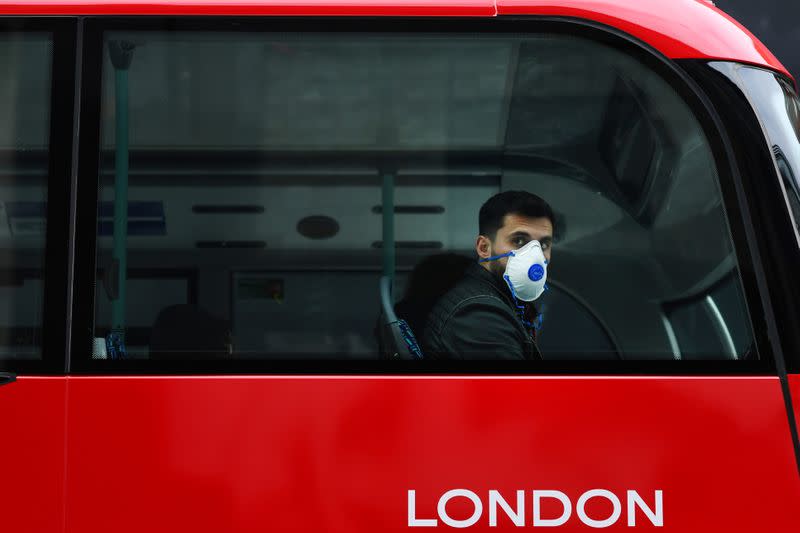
xmin=678 ymin=60 xmax=800 ymax=376
xmin=0 ymin=17 xmax=77 ymax=375
xmin=69 ymin=15 xmax=779 ymax=375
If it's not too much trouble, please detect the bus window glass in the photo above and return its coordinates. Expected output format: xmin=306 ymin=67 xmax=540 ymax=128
xmin=90 ymin=30 xmax=755 ymax=362
xmin=0 ymin=33 xmax=52 ymax=360
xmin=663 ymin=275 xmax=750 ymax=360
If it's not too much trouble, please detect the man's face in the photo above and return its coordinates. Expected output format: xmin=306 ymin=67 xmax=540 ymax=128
xmin=477 ymin=214 xmax=553 ymax=277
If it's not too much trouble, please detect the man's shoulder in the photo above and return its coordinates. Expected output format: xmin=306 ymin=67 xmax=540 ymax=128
xmin=419 ymin=263 xmax=540 ymax=361
xmin=426 ymin=267 xmax=514 ymax=333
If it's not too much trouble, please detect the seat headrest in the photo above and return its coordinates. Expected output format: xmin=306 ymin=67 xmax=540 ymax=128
xmin=149 ymin=304 xmax=230 ymax=360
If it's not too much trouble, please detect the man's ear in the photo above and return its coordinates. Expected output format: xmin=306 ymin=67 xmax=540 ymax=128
xmin=476 ymin=235 xmax=492 ymax=259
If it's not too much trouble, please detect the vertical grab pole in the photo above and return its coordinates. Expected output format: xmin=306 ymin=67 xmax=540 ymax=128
xmin=382 ymin=172 xmax=396 ymax=296
xmin=108 ymin=42 xmax=135 ymax=340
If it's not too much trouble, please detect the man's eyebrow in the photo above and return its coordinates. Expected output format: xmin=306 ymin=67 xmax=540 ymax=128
xmin=508 ymin=230 xmax=552 ymax=243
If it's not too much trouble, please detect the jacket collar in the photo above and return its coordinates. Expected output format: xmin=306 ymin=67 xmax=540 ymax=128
xmin=466 ymin=261 xmax=541 ymax=329
xmin=465 ymin=261 xmax=515 ymax=305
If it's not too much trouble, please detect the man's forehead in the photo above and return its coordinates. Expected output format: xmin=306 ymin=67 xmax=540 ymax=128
xmin=501 ymin=214 xmax=553 ymax=235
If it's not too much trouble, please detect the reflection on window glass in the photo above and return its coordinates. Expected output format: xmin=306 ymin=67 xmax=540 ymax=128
xmin=534 ymin=284 xmax=618 ymax=360
xmin=0 ymin=33 xmax=52 ymax=360
xmin=734 ymin=67 xmax=800 ymax=236
xmin=91 ymin=30 xmax=754 ymax=362
xmin=709 ymin=274 xmax=752 ymax=355
xmin=666 ymin=300 xmax=725 ymax=360
xmin=773 ymin=147 xmax=800 ymax=232
xmin=663 ymin=275 xmax=748 ymax=360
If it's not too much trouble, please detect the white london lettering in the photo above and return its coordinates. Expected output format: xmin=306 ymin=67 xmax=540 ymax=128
xmin=408 ymin=490 xmax=438 ymax=527
xmin=533 ymin=490 xmax=572 ymax=527
xmin=438 ymin=489 xmax=483 ymax=528
xmin=408 ymin=489 xmax=663 ymax=528
xmin=576 ymin=490 xmax=621 ymax=529
xmin=489 ymin=490 xmax=525 ymax=527
xmin=627 ymin=490 xmax=663 ymax=527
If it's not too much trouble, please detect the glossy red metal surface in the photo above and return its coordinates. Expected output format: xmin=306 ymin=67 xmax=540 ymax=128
xmin=791 ymin=374 xmax=800 ymax=442
xmin=0 ymin=1 xmax=790 ymax=78
xmin=0 ymin=377 xmax=67 ymax=533
xmin=65 ymin=376 xmax=800 ymax=532
xmin=496 ymin=0 xmax=790 ymax=78
xmin=0 ymin=0 xmax=496 ymax=17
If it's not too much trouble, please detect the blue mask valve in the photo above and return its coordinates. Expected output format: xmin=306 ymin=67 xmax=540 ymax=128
xmin=528 ymin=263 xmax=545 ymax=282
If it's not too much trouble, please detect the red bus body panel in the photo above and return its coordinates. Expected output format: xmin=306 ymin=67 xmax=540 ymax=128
xmin=0 ymin=0 xmax=790 ymax=78
xmin=0 ymin=378 xmax=67 ymax=533
xmin=791 ymin=374 xmax=800 ymax=445
xmin=495 ymin=0 xmax=789 ymax=78
xmin=0 ymin=0 xmax=497 ymax=17
xmin=0 ymin=3 xmax=798 ymax=532
xmin=63 ymin=376 xmax=800 ymax=532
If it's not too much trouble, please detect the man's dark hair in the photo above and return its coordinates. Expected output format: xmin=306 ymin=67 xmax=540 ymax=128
xmin=479 ymin=191 xmax=555 ymax=239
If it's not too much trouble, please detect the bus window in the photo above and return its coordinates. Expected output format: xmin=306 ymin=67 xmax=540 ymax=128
xmin=0 ymin=32 xmax=52 ymax=361
xmin=533 ymin=283 xmax=618 ymax=360
xmin=663 ymin=274 xmax=753 ymax=360
xmin=87 ymin=27 xmax=755 ymax=363
xmin=773 ymin=148 xmax=800 ymax=230
xmin=731 ymin=67 xmax=800 ymax=238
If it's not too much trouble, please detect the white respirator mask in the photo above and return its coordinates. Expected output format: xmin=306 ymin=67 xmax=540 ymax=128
xmin=480 ymin=239 xmax=548 ymax=302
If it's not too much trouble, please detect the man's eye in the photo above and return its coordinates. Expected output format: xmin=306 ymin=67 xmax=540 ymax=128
xmin=514 ymin=237 xmax=527 ymax=247
xmin=541 ymin=242 xmax=550 ymax=251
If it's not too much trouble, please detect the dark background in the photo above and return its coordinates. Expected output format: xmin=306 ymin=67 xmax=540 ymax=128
xmin=718 ymin=0 xmax=800 ymax=78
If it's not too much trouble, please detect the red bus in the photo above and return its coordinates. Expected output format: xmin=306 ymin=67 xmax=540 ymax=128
xmin=1 ymin=1 xmax=799 ymax=531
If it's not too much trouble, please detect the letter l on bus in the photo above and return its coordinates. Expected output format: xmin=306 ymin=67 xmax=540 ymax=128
xmin=408 ymin=490 xmax=438 ymax=527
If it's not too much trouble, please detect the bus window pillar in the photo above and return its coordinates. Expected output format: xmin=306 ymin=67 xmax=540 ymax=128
xmin=382 ymin=171 xmax=396 ymax=295
xmin=108 ymin=41 xmax=135 ymax=352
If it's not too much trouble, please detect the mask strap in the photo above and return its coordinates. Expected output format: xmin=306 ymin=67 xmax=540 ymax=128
xmin=479 ymin=250 xmax=515 ymax=263
xmin=534 ymin=305 xmax=545 ymax=333
xmin=503 ymin=274 xmax=536 ymax=329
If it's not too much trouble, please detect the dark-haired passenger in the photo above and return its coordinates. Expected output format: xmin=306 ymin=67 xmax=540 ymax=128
xmin=419 ymin=191 xmax=554 ymax=360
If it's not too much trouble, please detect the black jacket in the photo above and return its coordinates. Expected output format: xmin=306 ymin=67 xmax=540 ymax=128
xmin=416 ymin=261 xmax=542 ymax=360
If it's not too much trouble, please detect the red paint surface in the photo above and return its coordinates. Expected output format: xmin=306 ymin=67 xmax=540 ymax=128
xmin=496 ymin=0 xmax=789 ymax=78
xmin=0 ymin=0 xmax=496 ymax=16
xmin=0 ymin=377 xmax=67 ymax=533
xmin=791 ymin=374 xmax=800 ymax=443
xmin=0 ymin=0 xmax=790 ymax=78
xmin=64 ymin=376 xmax=800 ymax=532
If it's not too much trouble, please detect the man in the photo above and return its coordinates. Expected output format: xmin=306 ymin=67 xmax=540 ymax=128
xmin=420 ymin=191 xmax=554 ymax=360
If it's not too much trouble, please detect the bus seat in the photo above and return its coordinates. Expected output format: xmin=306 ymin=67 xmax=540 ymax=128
xmin=378 ymin=254 xmax=473 ymax=360
xmin=378 ymin=276 xmax=424 ymax=360
xmin=149 ymin=304 xmax=231 ymax=360
xmin=394 ymin=253 xmax=473 ymax=336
